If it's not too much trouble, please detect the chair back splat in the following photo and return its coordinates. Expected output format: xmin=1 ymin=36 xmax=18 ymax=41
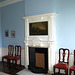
xmin=8 ymin=45 xmax=14 ymax=56
xmin=54 ymin=48 xmax=70 ymax=75
xmin=59 ymin=48 xmax=69 ymax=65
xmin=15 ymin=45 xmax=21 ymax=57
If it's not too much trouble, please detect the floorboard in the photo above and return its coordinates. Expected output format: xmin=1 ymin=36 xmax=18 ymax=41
xmin=0 ymin=61 xmax=25 ymax=75
xmin=0 ymin=61 xmax=66 ymax=75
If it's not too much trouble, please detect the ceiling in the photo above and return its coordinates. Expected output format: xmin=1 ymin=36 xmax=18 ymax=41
xmin=0 ymin=0 xmax=23 ymax=7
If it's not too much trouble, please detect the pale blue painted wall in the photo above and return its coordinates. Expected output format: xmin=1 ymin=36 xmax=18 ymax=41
xmin=25 ymin=0 xmax=55 ymax=16
xmin=1 ymin=0 xmax=75 ymax=51
xmin=55 ymin=0 xmax=75 ymax=51
xmin=1 ymin=1 xmax=25 ymax=48
xmin=0 ymin=8 xmax=2 ymax=47
xmin=1 ymin=0 xmax=54 ymax=48
xmin=25 ymin=0 xmax=75 ymax=51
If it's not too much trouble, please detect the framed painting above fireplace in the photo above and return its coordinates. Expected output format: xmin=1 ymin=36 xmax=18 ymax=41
xmin=29 ymin=21 xmax=48 ymax=35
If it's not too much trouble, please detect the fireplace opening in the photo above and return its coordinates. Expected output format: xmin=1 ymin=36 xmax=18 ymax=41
xmin=28 ymin=47 xmax=48 ymax=73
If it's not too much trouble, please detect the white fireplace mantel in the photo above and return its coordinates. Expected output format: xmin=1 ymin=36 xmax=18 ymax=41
xmin=23 ymin=13 xmax=56 ymax=74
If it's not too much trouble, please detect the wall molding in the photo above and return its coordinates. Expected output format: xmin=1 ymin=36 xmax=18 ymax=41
xmin=0 ymin=0 xmax=23 ymax=7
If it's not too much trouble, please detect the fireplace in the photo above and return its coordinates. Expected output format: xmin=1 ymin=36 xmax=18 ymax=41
xmin=28 ymin=47 xmax=48 ymax=73
xmin=23 ymin=13 xmax=56 ymax=74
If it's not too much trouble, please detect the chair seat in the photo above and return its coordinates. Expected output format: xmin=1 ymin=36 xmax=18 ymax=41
xmin=2 ymin=55 xmax=12 ymax=59
xmin=54 ymin=63 xmax=68 ymax=69
xmin=70 ymin=65 xmax=75 ymax=71
xmin=14 ymin=56 xmax=20 ymax=60
xmin=2 ymin=55 xmax=8 ymax=58
xmin=8 ymin=56 xmax=20 ymax=60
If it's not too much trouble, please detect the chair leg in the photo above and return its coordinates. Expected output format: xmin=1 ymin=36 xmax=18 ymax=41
xmin=54 ymin=67 xmax=55 ymax=75
xmin=18 ymin=59 xmax=21 ymax=67
xmin=65 ymin=70 xmax=68 ymax=75
xmin=67 ymin=69 xmax=68 ymax=74
xmin=7 ymin=59 xmax=9 ymax=66
xmin=67 ymin=69 xmax=68 ymax=75
xmin=69 ymin=69 xmax=71 ymax=75
xmin=15 ymin=60 xmax=17 ymax=69
xmin=58 ymin=69 xmax=60 ymax=74
xmin=2 ymin=58 xmax=4 ymax=66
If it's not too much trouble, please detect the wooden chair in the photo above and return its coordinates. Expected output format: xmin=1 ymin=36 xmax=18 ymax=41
xmin=53 ymin=48 xmax=70 ymax=75
xmin=8 ymin=45 xmax=21 ymax=68
xmin=70 ymin=50 xmax=75 ymax=75
xmin=2 ymin=45 xmax=14 ymax=65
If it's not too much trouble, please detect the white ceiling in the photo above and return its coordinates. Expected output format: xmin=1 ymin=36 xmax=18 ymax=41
xmin=0 ymin=0 xmax=23 ymax=7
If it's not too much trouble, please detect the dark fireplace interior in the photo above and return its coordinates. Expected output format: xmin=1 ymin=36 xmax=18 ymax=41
xmin=28 ymin=47 xmax=48 ymax=73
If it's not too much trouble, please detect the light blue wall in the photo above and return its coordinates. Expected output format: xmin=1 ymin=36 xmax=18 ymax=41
xmin=0 ymin=8 xmax=2 ymax=47
xmin=55 ymin=0 xmax=75 ymax=51
xmin=25 ymin=0 xmax=55 ymax=16
xmin=1 ymin=0 xmax=75 ymax=51
xmin=25 ymin=0 xmax=75 ymax=51
xmin=1 ymin=0 xmax=55 ymax=48
xmin=1 ymin=1 xmax=25 ymax=48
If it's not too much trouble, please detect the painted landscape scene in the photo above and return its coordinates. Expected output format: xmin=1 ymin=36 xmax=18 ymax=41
xmin=29 ymin=21 xmax=48 ymax=35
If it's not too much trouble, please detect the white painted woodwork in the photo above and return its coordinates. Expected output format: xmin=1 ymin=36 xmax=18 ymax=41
xmin=23 ymin=13 xmax=56 ymax=73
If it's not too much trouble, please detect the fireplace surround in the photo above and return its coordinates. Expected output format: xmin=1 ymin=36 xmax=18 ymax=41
xmin=28 ymin=47 xmax=48 ymax=73
xmin=23 ymin=13 xmax=56 ymax=74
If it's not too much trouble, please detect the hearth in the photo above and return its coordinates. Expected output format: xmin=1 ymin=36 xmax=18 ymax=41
xmin=28 ymin=47 xmax=48 ymax=73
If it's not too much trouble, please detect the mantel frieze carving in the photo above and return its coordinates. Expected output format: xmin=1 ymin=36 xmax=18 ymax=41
xmin=24 ymin=39 xmax=56 ymax=47
xmin=23 ymin=13 xmax=56 ymax=22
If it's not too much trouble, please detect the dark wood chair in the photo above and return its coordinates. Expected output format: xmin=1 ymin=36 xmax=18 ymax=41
xmin=8 ymin=45 xmax=21 ymax=68
xmin=70 ymin=50 xmax=75 ymax=75
xmin=53 ymin=48 xmax=70 ymax=75
xmin=2 ymin=45 xmax=14 ymax=65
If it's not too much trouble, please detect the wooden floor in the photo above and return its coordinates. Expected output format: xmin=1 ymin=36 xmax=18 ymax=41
xmin=0 ymin=61 xmax=25 ymax=75
xmin=0 ymin=61 xmax=67 ymax=75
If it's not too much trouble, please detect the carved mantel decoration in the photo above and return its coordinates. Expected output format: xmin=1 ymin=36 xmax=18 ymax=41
xmin=23 ymin=13 xmax=56 ymax=74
